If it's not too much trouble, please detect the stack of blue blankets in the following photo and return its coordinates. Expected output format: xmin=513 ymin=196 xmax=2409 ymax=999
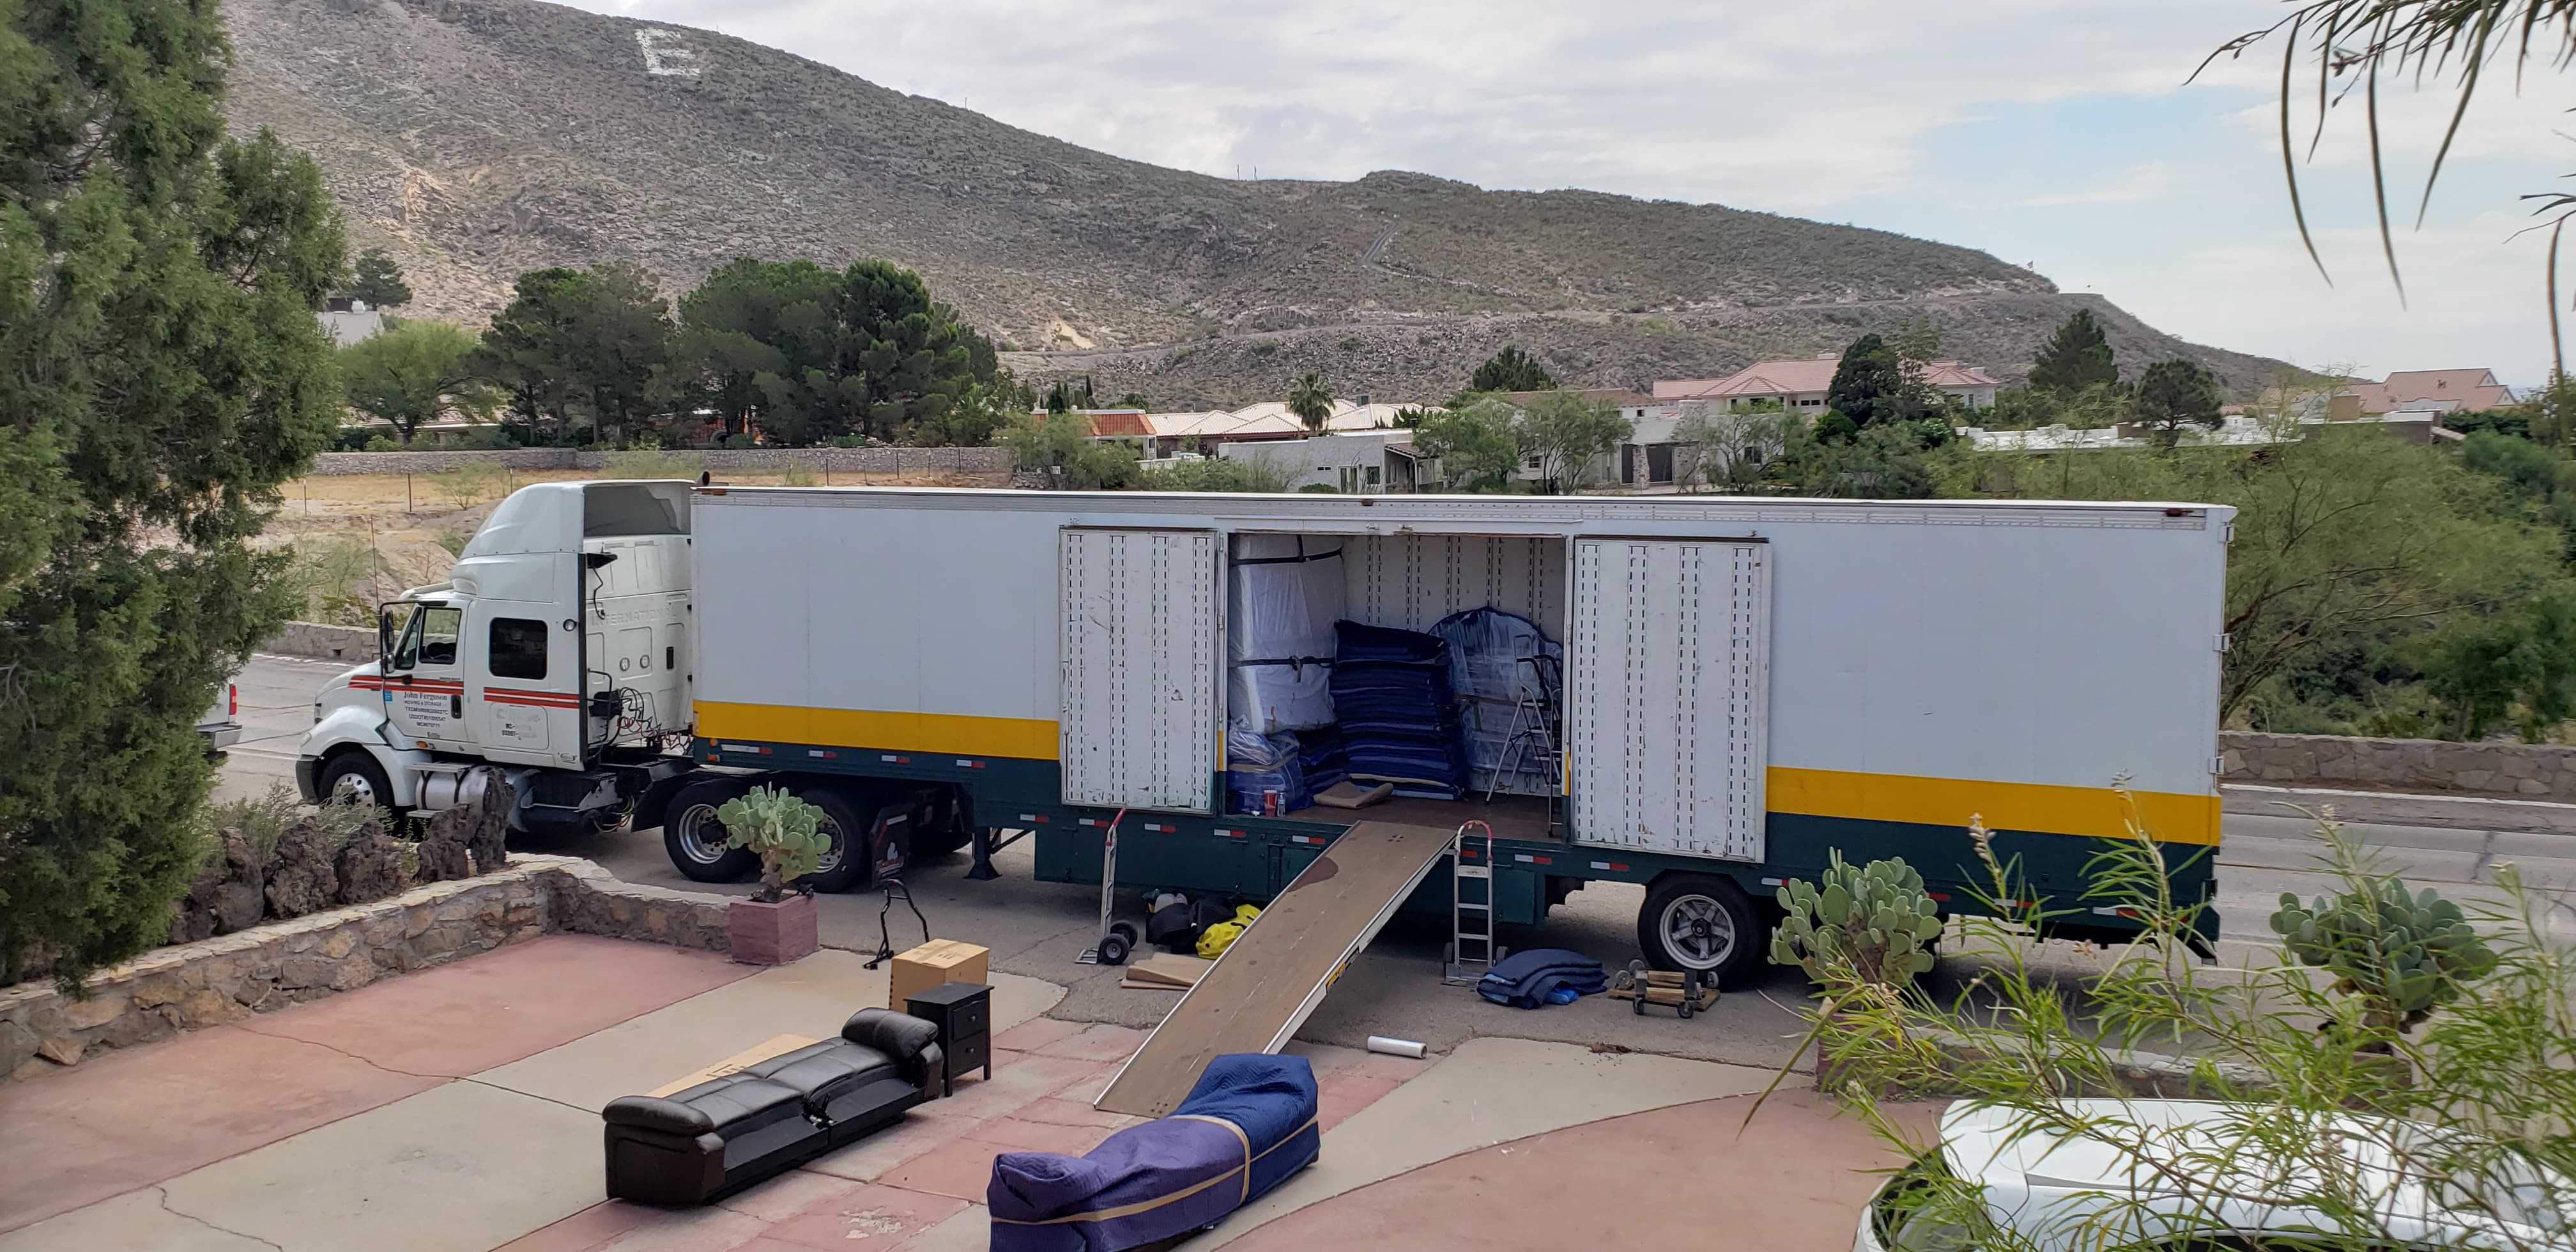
xmin=1296 ymin=724 xmax=1347 ymax=797
xmin=988 ymin=1055 xmax=1320 ymax=1251
xmin=1475 ymin=948 xmax=1608 ymax=1009
xmin=1328 ymin=621 xmax=1469 ymax=800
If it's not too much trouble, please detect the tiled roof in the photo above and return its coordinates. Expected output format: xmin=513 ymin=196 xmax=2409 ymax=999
xmin=2348 ymin=369 xmax=2513 ymax=414
xmin=1659 ymin=358 xmax=2000 ymax=400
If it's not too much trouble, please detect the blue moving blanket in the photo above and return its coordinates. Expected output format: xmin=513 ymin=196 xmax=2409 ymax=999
xmin=988 ymin=1055 xmax=1321 ymax=1251
xmin=1475 ymin=947 xmax=1607 ymax=1009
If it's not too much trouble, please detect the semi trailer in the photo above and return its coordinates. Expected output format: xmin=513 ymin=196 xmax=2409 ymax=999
xmin=296 ymin=478 xmax=2232 ymax=984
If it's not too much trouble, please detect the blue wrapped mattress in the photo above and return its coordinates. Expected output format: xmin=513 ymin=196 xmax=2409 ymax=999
xmin=989 ymin=1055 xmax=1320 ymax=1251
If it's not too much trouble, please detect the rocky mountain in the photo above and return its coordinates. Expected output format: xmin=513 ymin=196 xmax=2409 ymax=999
xmin=222 ymin=0 xmax=2287 ymax=407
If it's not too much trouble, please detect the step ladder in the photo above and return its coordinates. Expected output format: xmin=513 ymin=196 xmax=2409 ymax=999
xmin=1483 ymin=648 xmax=1561 ymax=804
xmin=1444 ymin=821 xmax=1497 ymax=986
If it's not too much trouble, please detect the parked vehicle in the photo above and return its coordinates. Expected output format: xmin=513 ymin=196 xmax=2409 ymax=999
xmin=198 ymin=676 xmax=241 ymax=756
xmin=296 ymin=480 xmax=2233 ymax=983
xmin=1859 ymin=1099 xmax=2572 ymax=1251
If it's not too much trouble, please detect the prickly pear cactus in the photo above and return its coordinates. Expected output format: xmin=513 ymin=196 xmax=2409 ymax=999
xmin=1769 ymin=851 xmax=1945 ymax=987
xmin=716 ymin=785 xmax=832 ymax=902
xmin=2269 ymin=878 xmax=2498 ymax=1034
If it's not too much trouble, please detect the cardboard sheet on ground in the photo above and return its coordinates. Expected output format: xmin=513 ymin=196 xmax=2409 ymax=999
xmin=1119 ymin=954 xmax=1214 ymax=989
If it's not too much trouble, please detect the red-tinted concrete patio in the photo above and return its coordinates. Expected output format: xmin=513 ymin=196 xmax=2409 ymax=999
xmin=0 ymin=933 xmax=1921 ymax=1251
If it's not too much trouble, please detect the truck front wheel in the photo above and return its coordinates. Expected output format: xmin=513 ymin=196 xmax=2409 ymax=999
xmin=318 ymin=751 xmax=402 ymax=822
xmin=1637 ymin=873 xmax=1765 ymax=989
xmin=664 ymin=779 xmax=755 ymax=883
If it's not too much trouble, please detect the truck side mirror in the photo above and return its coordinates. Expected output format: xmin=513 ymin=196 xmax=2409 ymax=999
xmin=378 ymin=608 xmax=394 ymax=667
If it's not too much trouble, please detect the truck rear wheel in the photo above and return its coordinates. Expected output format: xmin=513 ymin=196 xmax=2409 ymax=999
xmin=664 ymin=778 xmax=755 ymax=883
xmin=1637 ymin=873 xmax=1765 ymax=989
xmin=795 ymin=786 xmax=871 ymax=894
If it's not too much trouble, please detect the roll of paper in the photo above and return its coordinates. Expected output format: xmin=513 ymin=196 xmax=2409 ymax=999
xmin=1364 ymin=1035 xmax=1426 ymax=1059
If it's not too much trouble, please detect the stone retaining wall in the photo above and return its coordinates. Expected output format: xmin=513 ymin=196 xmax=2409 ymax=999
xmin=2220 ymin=731 xmax=2576 ymax=802
xmin=303 ymin=447 xmax=1011 ymax=477
xmin=0 ymin=855 xmax=730 ymax=1080
xmin=262 ymin=620 xmax=376 ymax=662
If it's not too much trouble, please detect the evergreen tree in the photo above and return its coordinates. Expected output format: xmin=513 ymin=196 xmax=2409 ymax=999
xmin=2029 ymin=309 xmax=2118 ymax=393
xmin=2131 ymin=358 xmax=2225 ymax=447
xmin=1825 ymin=334 xmax=1903 ymax=426
xmin=477 ymin=268 xmax=589 ymax=438
xmin=348 ymin=247 xmax=411 ymax=309
xmin=2 ymin=2 xmax=347 ymax=984
xmin=672 ymin=257 xmax=841 ymax=439
xmin=1469 ymin=345 xmax=1554 ymax=393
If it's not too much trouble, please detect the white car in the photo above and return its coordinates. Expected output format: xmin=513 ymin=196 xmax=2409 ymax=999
xmin=1859 ymin=1099 xmax=2571 ymax=1251
xmin=197 ymin=676 xmax=242 ymax=755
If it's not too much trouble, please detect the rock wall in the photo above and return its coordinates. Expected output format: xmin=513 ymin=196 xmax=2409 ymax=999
xmin=0 ymin=855 xmax=730 ymax=1080
xmin=2220 ymin=731 xmax=2576 ymax=802
xmin=261 ymin=620 xmax=376 ymax=662
xmin=303 ymin=447 xmax=1011 ymax=477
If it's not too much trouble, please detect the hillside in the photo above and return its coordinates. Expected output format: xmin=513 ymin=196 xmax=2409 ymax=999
xmin=221 ymin=0 xmax=2287 ymax=406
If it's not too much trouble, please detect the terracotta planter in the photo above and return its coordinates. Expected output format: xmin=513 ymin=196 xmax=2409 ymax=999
xmin=728 ymin=894 xmax=820 ymax=965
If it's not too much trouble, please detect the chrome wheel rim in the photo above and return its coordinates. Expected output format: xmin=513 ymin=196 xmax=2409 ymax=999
xmin=809 ymin=818 xmax=848 ymax=877
xmin=1659 ymin=893 xmax=1736 ymax=970
xmin=673 ymin=803 xmax=729 ymax=865
xmin=329 ymin=770 xmax=379 ymax=807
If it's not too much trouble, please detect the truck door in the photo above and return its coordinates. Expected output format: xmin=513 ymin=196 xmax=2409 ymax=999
xmin=1059 ymin=528 xmax=1220 ymax=813
xmin=1565 ymin=538 xmax=1771 ymax=861
xmin=468 ymin=604 xmax=580 ymax=768
xmin=382 ymin=602 xmax=468 ymax=750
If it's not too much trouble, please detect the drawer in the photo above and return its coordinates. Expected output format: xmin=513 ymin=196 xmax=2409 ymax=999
xmin=949 ymin=998 xmax=989 ymax=1039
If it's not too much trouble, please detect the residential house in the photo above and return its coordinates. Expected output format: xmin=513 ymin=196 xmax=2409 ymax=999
xmin=1657 ymin=355 xmax=2002 ymax=413
xmin=2345 ymin=369 xmax=2517 ymax=416
xmin=1084 ymin=399 xmax=1439 ymax=459
xmin=1218 ymin=431 xmax=1422 ymax=494
xmin=317 ymin=296 xmax=387 ymax=347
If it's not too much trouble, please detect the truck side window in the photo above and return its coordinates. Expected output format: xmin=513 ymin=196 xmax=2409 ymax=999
xmin=390 ymin=609 xmax=424 ymax=671
xmin=489 ymin=617 xmax=548 ymax=681
xmin=418 ymin=607 xmax=463 ymax=667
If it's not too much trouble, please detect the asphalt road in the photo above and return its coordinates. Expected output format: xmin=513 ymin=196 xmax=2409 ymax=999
xmin=222 ymin=652 xmax=2576 ymax=1068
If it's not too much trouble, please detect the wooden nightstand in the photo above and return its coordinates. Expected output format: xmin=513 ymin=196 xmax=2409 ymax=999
xmin=904 ymin=981 xmax=992 ymax=1097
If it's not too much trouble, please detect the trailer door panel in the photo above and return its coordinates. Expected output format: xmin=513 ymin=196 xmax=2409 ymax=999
xmin=1060 ymin=528 xmax=1220 ymax=813
xmin=1567 ymin=538 xmax=1770 ymax=860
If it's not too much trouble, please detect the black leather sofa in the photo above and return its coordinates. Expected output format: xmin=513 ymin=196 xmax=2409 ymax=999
xmin=603 ymin=1008 xmax=944 ymax=1205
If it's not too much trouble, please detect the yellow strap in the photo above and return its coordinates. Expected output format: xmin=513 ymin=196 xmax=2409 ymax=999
xmin=1172 ymin=1115 xmax=1253 ymax=1204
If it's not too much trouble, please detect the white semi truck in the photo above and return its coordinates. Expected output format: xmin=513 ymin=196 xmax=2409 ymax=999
xmin=297 ymin=478 xmax=2233 ymax=982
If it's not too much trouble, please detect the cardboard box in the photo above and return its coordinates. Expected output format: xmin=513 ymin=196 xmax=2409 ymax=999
xmin=891 ymin=939 xmax=988 ymax=1009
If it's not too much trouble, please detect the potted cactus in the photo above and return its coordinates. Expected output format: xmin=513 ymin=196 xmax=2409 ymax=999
xmin=2269 ymin=878 xmax=2498 ymax=1046
xmin=717 ymin=785 xmax=832 ymax=965
xmin=1770 ymin=851 xmax=1944 ymax=989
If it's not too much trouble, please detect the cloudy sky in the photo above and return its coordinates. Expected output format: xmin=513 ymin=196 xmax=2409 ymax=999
xmin=572 ymin=0 xmax=2572 ymax=385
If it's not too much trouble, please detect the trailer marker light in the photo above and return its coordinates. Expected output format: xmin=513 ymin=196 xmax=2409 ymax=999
xmin=809 ymin=750 xmax=838 ymax=759
xmin=1215 ymin=828 xmax=1245 ymax=839
xmin=1079 ymin=818 xmax=1100 ymax=827
xmin=1019 ymin=813 xmax=1039 ymax=822
xmin=2091 ymin=906 xmax=2141 ymax=919
xmin=1759 ymin=877 xmax=1784 ymax=887
xmin=719 ymin=744 xmax=759 ymax=752
xmin=1144 ymin=823 xmax=1172 ymax=832
xmin=705 ymin=754 xmax=720 ymax=763
xmin=880 ymin=754 xmax=909 ymax=764
xmin=1926 ymin=891 xmax=1952 ymax=903
xmin=1291 ymin=834 xmax=1320 ymax=845
xmin=1590 ymin=861 xmax=1629 ymax=871
xmin=955 ymin=759 xmax=984 ymax=769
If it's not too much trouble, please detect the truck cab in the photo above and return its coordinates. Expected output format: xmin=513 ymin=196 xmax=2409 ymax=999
xmin=296 ymin=480 xmax=698 ymax=832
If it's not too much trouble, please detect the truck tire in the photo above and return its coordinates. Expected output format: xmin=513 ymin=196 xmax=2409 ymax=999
xmin=318 ymin=750 xmax=402 ymax=821
xmin=1637 ymin=873 xmax=1765 ymax=989
xmin=664 ymin=779 xmax=755 ymax=883
xmin=795 ymin=786 xmax=871 ymax=894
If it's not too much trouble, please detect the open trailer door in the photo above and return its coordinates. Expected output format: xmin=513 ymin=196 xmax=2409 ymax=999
xmin=1059 ymin=527 xmax=1221 ymax=813
xmin=1566 ymin=537 xmax=1771 ymax=860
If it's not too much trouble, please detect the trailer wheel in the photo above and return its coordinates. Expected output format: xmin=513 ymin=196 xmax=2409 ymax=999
xmin=1637 ymin=873 xmax=1764 ymax=989
xmin=664 ymin=779 xmax=755 ymax=883
xmin=795 ymin=787 xmax=871 ymax=894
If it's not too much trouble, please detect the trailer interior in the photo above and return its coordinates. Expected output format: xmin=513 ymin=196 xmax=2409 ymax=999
xmin=1223 ymin=530 xmax=1567 ymax=843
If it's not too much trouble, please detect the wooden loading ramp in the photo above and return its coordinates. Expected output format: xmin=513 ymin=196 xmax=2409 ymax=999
xmin=1092 ymin=820 xmax=1457 ymax=1118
